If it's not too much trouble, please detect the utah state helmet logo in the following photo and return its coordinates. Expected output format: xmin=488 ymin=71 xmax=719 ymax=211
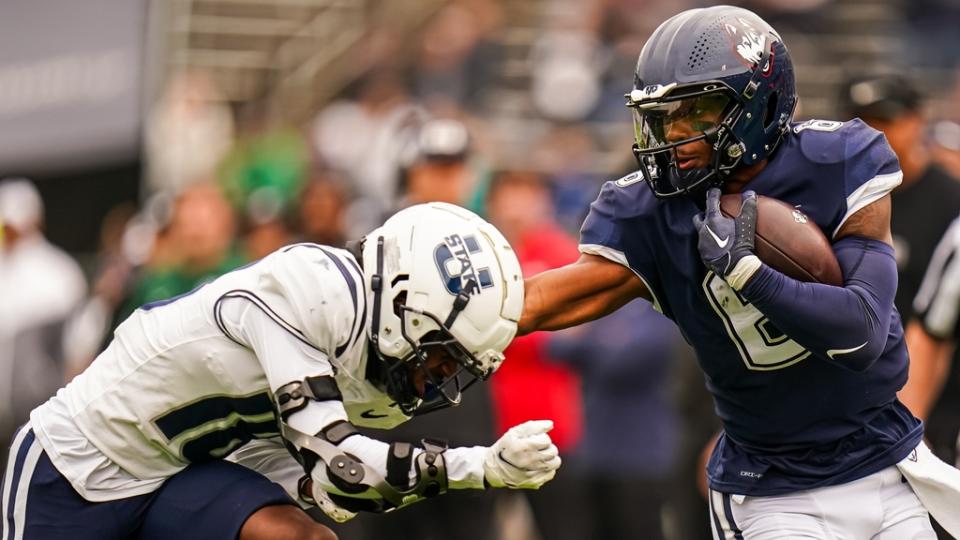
xmin=434 ymin=234 xmax=494 ymax=296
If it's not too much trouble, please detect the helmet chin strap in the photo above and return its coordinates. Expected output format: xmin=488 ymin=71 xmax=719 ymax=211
xmin=366 ymin=235 xmax=415 ymax=409
xmin=364 ymin=234 xmax=459 ymax=415
xmin=442 ymin=278 xmax=475 ymax=328
xmin=369 ymin=235 xmax=385 ymax=352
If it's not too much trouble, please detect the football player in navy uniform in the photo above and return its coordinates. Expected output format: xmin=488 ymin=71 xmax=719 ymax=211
xmin=0 ymin=203 xmax=561 ymax=540
xmin=520 ymin=5 xmax=960 ymax=538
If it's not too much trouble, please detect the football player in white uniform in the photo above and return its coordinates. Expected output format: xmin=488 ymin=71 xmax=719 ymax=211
xmin=1 ymin=203 xmax=561 ymax=540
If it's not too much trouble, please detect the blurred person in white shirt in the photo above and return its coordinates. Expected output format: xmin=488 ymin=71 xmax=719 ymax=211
xmin=0 ymin=178 xmax=86 ymax=464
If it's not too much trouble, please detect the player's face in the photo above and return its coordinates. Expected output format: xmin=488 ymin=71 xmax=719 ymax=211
xmin=633 ymin=93 xmax=730 ymax=170
xmin=411 ymin=346 xmax=459 ymax=398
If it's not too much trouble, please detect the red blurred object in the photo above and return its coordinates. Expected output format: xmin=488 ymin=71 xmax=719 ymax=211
xmin=490 ymin=224 xmax=583 ymax=452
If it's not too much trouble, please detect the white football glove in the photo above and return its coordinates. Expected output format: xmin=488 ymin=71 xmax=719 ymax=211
xmin=484 ymin=420 xmax=562 ymax=489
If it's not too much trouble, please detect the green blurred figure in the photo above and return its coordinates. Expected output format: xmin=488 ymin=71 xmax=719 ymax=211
xmin=118 ymin=184 xmax=244 ymax=322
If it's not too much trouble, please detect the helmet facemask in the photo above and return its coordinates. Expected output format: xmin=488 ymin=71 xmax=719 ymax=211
xmin=380 ymin=299 xmax=491 ymax=416
xmin=628 ymin=36 xmax=787 ymax=199
xmin=629 ymin=85 xmax=743 ymax=199
xmin=364 ymin=229 xmax=506 ymax=417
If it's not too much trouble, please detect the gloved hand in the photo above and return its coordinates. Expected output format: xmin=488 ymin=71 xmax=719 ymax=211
xmin=693 ymin=188 xmax=759 ymax=289
xmin=484 ymin=420 xmax=561 ymax=489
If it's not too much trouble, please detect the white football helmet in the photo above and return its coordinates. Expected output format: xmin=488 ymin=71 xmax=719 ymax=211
xmin=360 ymin=202 xmax=523 ymax=415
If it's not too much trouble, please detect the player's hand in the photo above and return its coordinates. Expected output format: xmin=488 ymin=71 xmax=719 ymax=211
xmin=484 ymin=420 xmax=561 ymax=489
xmin=693 ymin=188 xmax=758 ymax=284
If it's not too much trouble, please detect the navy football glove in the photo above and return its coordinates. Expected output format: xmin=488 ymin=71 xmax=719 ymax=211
xmin=693 ymin=188 xmax=758 ymax=281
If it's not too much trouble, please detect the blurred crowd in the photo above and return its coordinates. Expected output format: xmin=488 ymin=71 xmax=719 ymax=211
xmin=2 ymin=0 xmax=960 ymax=538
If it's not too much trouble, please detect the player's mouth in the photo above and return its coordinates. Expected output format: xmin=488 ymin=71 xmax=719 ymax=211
xmin=676 ymin=154 xmax=701 ymax=169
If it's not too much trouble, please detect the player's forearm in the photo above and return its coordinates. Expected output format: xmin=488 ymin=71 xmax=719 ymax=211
xmin=900 ymin=322 xmax=955 ymax=420
xmin=521 ymin=267 xmax=590 ymax=334
xmin=308 ymin=435 xmax=486 ymax=494
xmin=521 ymin=282 xmax=623 ymax=334
xmin=520 ymin=256 xmax=645 ymax=335
xmin=739 ymin=236 xmax=897 ymax=371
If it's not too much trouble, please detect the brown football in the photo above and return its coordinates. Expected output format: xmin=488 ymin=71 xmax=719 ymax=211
xmin=719 ymin=194 xmax=842 ymax=286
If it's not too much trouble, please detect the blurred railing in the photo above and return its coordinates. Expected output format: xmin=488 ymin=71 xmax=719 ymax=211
xmin=154 ymin=0 xmax=449 ymax=123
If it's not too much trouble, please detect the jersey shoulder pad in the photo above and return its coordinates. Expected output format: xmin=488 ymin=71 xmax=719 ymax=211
xmin=794 ymin=119 xmax=898 ymax=171
xmin=580 ymin=172 xmax=661 ymax=267
xmin=594 ymin=171 xmax=658 ymax=218
xmin=794 ymin=118 xmax=901 ymax=197
xmin=265 ymin=244 xmax=367 ymax=357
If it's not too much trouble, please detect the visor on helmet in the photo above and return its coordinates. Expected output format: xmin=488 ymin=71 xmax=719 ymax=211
xmin=627 ymin=87 xmax=741 ymax=198
xmin=631 ymin=91 xmax=732 ymax=151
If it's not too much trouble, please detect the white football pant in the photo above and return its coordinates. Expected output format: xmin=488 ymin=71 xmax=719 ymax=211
xmin=709 ymin=465 xmax=936 ymax=539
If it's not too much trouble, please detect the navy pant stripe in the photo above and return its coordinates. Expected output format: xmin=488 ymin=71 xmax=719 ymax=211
xmin=708 ymin=490 xmax=725 ymax=540
xmin=3 ymin=428 xmax=35 ymax=540
xmin=722 ymin=493 xmax=745 ymax=540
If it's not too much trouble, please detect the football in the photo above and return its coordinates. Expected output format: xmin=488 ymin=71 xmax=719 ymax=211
xmin=719 ymin=194 xmax=843 ymax=286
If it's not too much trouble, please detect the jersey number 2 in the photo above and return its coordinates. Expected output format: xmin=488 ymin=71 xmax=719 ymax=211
xmin=703 ymin=273 xmax=810 ymax=371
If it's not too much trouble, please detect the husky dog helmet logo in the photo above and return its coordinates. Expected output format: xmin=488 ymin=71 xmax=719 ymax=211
xmin=434 ymin=234 xmax=493 ymax=296
xmin=724 ymin=17 xmax=770 ymax=67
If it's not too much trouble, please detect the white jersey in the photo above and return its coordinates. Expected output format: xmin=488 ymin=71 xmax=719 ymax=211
xmin=29 ymin=244 xmax=427 ymax=501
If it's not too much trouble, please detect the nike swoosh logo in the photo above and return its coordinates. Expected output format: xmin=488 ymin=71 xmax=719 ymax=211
xmin=705 ymin=224 xmax=730 ymax=248
xmin=827 ymin=342 xmax=868 ymax=359
xmin=360 ymin=409 xmax=389 ymax=419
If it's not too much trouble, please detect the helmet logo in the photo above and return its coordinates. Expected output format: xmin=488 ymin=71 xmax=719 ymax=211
xmin=629 ymin=82 xmax=677 ymax=103
xmin=724 ymin=18 xmax=766 ymax=66
xmin=434 ymin=234 xmax=494 ymax=296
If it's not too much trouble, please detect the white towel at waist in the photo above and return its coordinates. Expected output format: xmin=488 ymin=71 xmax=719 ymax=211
xmin=898 ymin=442 xmax=960 ymax=538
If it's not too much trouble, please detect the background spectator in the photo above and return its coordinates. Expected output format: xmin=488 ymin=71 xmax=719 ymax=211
xmin=485 ymin=170 xmax=586 ymax=540
xmin=0 ymin=178 xmax=86 ymax=464
xmin=547 ymin=299 xmax=685 ymax=540
xmin=116 ymin=183 xmax=243 ymax=322
xmin=297 ymin=170 xmax=352 ymax=248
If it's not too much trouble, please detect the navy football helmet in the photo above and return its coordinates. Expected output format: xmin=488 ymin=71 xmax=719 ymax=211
xmin=627 ymin=5 xmax=797 ymax=198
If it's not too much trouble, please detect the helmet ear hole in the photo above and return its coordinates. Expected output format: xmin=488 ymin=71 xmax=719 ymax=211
xmin=763 ymin=91 xmax=780 ymax=130
xmin=392 ymin=291 xmax=408 ymax=319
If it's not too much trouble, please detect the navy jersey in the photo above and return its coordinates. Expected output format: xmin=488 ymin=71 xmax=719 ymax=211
xmin=581 ymin=119 xmax=923 ymax=495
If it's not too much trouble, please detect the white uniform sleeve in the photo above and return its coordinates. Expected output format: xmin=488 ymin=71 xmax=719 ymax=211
xmin=218 ymin=295 xmax=336 ymax=391
xmin=220 ymin=296 xmax=487 ymax=494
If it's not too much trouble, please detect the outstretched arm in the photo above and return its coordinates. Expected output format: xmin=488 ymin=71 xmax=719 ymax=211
xmin=520 ymin=253 xmax=650 ymax=335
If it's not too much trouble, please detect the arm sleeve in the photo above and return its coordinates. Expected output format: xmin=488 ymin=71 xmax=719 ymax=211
xmin=913 ymin=215 xmax=960 ymax=340
xmin=219 ymin=296 xmax=487 ymax=497
xmin=738 ymin=236 xmax=897 ymax=371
